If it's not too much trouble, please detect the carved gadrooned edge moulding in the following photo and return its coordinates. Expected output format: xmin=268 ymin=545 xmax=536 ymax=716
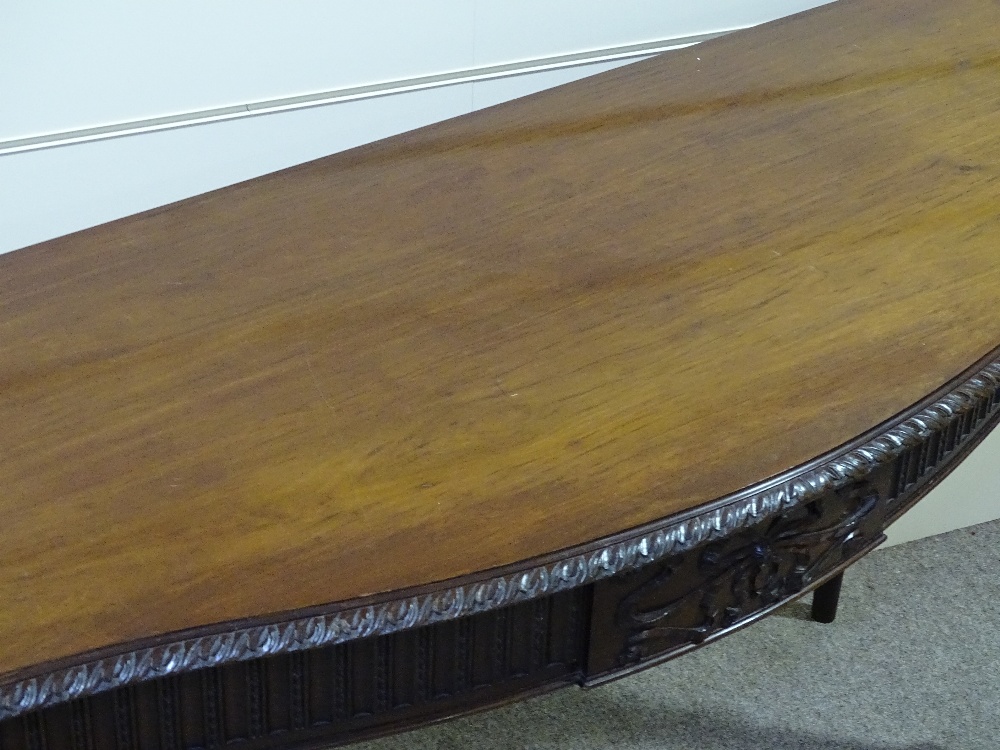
xmin=3 ymin=358 xmax=999 ymax=722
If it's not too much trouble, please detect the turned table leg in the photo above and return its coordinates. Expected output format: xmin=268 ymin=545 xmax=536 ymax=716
xmin=811 ymin=572 xmax=844 ymax=623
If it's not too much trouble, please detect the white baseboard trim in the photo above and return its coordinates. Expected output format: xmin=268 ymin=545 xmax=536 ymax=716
xmin=0 ymin=28 xmax=741 ymax=157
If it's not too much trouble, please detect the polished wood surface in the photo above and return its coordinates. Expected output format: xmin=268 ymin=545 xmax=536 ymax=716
xmin=2 ymin=0 xmax=999 ymax=680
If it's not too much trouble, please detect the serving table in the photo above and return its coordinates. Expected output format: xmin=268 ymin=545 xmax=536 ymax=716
xmin=2 ymin=0 xmax=999 ymax=746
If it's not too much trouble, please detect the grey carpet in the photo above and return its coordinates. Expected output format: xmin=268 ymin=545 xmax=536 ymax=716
xmin=354 ymin=518 xmax=1000 ymax=749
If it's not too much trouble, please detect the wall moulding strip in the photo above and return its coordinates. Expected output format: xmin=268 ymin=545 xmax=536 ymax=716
xmin=0 ymin=29 xmax=739 ymax=157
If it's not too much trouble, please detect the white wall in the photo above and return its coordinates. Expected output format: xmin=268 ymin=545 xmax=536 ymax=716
xmin=0 ymin=0 xmax=835 ymax=254
xmin=2 ymin=2 xmax=835 ymax=143
xmin=1 ymin=0 xmax=996 ymax=545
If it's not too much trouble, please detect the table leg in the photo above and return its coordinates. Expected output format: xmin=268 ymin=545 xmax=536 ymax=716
xmin=811 ymin=572 xmax=844 ymax=623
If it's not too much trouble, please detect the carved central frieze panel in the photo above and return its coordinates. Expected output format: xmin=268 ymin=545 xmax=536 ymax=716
xmin=586 ymin=469 xmax=895 ymax=676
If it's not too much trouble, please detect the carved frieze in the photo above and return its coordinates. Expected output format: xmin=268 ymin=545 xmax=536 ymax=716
xmin=588 ymin=477 xmax=888 ymax=673
xmin=0 ymin=591 xmax=587 ymax=750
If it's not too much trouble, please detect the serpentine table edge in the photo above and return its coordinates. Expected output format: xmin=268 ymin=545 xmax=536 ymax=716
xmin=5 ymin=0 xmax=1000 ymax=745
xmin=1 ymin=347 xmax=998 ymax=747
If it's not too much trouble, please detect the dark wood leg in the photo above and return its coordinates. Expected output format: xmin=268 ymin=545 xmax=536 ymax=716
xmin=811 ymin=572 xmax=844 ymax=623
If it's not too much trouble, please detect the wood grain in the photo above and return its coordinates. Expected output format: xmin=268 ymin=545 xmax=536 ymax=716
xmin=1 ymin=0 xmax=999 ymax=679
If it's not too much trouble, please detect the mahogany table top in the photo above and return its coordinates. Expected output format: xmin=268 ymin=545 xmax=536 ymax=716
xmin=2 ymin=0 xmax=999 ymax=683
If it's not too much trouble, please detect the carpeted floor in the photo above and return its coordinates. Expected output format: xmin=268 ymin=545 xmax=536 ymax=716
xmin=354 ymin=518 xmax=1000 ymax=749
